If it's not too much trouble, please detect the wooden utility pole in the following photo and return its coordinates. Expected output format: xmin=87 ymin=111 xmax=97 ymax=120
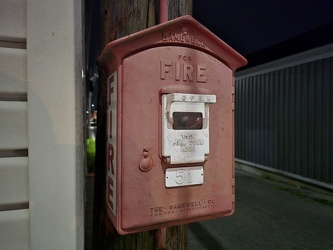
xmin=93 ymin=1 xmax=192 ymax=249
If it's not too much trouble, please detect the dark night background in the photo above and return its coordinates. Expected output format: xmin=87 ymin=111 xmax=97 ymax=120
xmin=86 ymin=0 xmax=333 ymax=104
xmin=193 ymin=0 xmax=333 ymax=68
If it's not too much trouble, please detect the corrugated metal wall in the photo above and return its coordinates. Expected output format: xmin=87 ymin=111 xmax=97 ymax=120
xmin=235 ymin=56 xmax=333 ymax=184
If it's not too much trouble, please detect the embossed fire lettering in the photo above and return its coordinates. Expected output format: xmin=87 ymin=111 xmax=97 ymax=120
xmin=162 ymin=26 xmax=205 ymax=47
xmin=169 ymin=199 xmax=215 ymax=212
xmin=170 ymin=134 xmax=204 ymax=152
xmin=149 ymin=199 xmax=216 ymax=217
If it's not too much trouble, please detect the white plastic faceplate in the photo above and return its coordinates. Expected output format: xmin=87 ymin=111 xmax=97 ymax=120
xmin=162 ymin=93 xmax=216 ymax=164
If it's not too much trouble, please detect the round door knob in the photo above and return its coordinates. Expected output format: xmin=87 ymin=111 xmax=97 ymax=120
xmin=139 ymin=149 xmax=153 ymax=172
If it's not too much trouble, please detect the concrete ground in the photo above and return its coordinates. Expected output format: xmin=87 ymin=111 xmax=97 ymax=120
xmin=188 ymin=170 xmax=333 ymax=250
xmin=85 ymin=169 xmax=333 ymax=249
xmin=85 ymin=174 xmax=94 ymax=250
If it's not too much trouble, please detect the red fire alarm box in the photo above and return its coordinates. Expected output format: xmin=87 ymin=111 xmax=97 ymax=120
xmin=97 ymin=15 xmax=247 ymax=235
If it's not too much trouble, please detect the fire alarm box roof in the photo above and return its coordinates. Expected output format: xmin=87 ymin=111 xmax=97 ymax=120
xmin=98 ymin=15 xmax=247 ymax=71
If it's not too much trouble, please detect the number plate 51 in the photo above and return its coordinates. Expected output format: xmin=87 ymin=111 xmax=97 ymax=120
xmin=165 ymin=166 xmax=204 ymax=187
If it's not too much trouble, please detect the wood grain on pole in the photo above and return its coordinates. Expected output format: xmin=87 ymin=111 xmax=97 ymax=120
xmin=93 ymin=1 xmax=192 ymax=249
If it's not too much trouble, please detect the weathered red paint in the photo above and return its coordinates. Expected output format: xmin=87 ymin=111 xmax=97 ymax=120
xmin=98 ymin=15 xmax=247 ymax=235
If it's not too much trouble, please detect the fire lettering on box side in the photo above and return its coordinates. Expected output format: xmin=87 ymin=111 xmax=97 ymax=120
xmin=107 ymin=72 xmax=117 ymax=216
